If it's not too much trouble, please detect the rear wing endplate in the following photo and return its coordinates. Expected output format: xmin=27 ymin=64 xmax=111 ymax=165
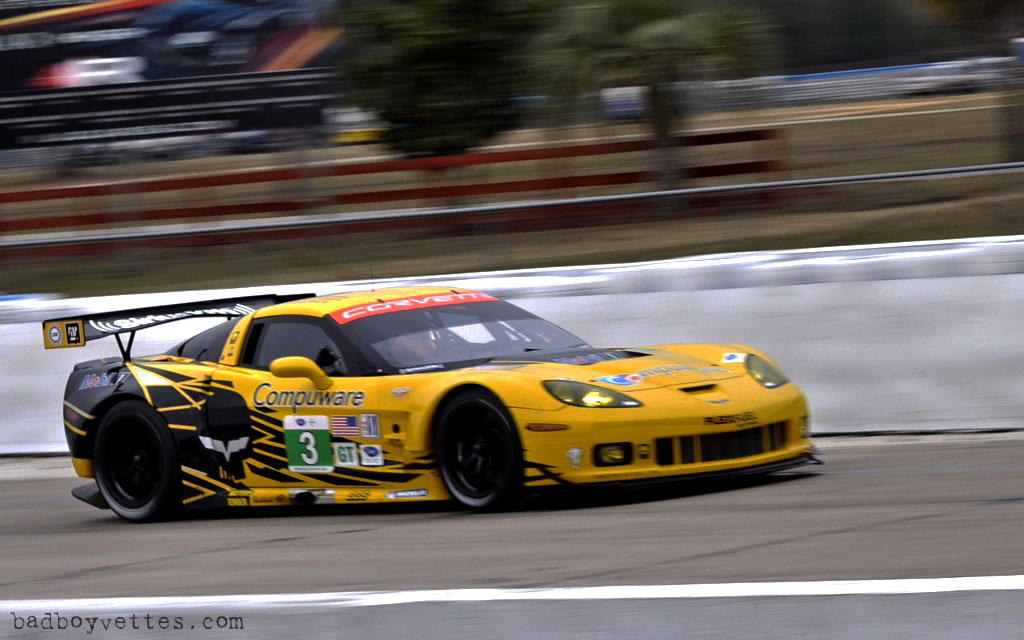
xmin=43 ymin=293 xmax=313 ymax=359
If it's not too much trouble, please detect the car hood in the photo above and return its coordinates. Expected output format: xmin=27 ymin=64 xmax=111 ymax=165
xmin=478 ymin=347 xmax=742 ymax=390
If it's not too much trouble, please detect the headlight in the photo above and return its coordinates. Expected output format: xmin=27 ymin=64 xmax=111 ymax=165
xmin=745 ymin=354 xmax=789 ymax=389
xmin=543 ymin=380 xmax=642 ymax=408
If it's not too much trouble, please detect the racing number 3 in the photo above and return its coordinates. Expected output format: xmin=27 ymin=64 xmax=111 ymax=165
xmin=284 ymin=416 xmax=334 ymax=472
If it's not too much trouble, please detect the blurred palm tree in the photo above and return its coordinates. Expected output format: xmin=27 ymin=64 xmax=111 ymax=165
xmin=530 ymin=0 xmax=778 ymax=191
xmin=341 ymin=0 xmax=550 ymax=158
xmin=920 ymin=0 xmax=1024 ymax=45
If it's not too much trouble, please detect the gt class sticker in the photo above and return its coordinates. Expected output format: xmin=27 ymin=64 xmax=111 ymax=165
xmin=334 ymin=442 xmax=359 ymax=467
xmin=330 ymin=291 xmax=497 ymax=325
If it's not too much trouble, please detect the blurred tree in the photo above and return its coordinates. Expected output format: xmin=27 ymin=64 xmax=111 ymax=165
xmin=530 ymin=0 xmax=778 ymax=190
xmin=920 ymin=0 xmax=1024 ymax=44
xmin=339 ymin=0 xmax=550 ymax=157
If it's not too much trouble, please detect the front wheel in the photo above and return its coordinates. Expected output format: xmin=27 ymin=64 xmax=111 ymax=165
xmin=94 ymin=400 xmax=181 ymax=522
xmin=435 ymin=390 xmax=523 ymax=510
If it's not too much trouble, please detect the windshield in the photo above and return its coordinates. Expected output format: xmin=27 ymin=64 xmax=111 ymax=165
xmin=338 ymin=300 xmax=587 ymax=373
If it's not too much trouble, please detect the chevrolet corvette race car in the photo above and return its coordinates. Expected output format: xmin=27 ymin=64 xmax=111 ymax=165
xmin=43 ymin=287 xmax=818 ymax=521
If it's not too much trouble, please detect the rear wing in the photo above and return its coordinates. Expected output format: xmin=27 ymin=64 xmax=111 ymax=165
xmin=43 ymin=293 xmax=313 ymax=359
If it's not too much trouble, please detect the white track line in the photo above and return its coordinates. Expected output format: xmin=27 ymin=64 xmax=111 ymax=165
xmin=5 ymin=576 xmax=1024 ymax=610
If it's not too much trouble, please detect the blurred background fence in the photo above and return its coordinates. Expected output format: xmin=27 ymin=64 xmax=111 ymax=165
xmin=1 ymin=52 xmax=1023 ymax=297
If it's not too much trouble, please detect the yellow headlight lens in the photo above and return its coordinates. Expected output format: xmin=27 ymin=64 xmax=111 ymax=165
xmin=582 ymin=390 xmax=613 ymax=406
xmin=543 ymin=380 xmax=642 ymax=408
xmin=745 ymin=354 xmax=789 ymax=389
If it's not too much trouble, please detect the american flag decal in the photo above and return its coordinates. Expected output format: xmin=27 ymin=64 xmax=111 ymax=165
xmin=331 ymin=416 xmax=358 ymax=437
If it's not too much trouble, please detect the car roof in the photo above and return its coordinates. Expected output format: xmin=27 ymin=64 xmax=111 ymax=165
xmin=253 ymin=286 xmax=485 ymax=319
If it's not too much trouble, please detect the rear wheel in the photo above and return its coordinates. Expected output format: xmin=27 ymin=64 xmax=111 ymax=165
xmin=435 ymin=390 xmax=523 ymax=510
xmin=94 ymin=400 xmax=181 ymax=522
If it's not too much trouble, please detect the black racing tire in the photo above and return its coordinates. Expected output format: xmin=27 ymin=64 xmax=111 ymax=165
xmin=435 ymin=389 xmax=524 ymax=510
xmin=93 ymin=399 xmax=181 ymax=522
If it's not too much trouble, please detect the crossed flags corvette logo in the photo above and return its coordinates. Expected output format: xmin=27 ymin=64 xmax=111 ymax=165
xmin=199 ymin=436 xmax=250 ymax=462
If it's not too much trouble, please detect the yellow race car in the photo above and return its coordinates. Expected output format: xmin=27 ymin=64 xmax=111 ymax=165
xmin=43 ymin=286 xmax=818 ymax=521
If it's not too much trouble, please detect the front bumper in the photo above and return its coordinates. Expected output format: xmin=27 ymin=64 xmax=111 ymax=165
xmin=514 ymin=383 xmax=813 ymax=487
xmin=527 ymin=450 xmax=820 ymax=498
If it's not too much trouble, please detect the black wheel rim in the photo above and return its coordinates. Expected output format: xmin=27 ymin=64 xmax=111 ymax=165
xmin=104 ymin=419 xmax=162 ymax=508
xmin=446 ymin=407 xmax=509 ymax=500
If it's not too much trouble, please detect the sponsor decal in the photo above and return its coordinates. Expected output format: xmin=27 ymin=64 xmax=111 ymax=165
xmin=392 ymin=387 xmax=412 ymax=399
xmin=199 ymin=436 xmax=250 ymax=463
xmin=552 ymin=352 xmax=631 ymax=365
xmin=595 ymin=469 xmax=649 ymax=480
xmin=227 ymin=491 xmax=252 ymax=507
xmin=283 ymin=416 xmax=334 ymax=472
xmin=334 ymin=442 xmax=359 ymax=467
xmin=359 ymin=444 xmax=384 ymax=466
xmin=44 ymin=320 xmax=85 ymax=348
xmin=344 ymin=490 xmax=372 ymax=502
xmin=704 ymin=412 xmax=758 ymax=426
xmin=251 ymin=491 xmax=290 ymax=505
xmin=252 ymin=383 xmax=365 ymax=409
xmin=330 ymin=291 xmax=497 ymax=325
xmin=224 ymin=330 xmax=241 ymax=360
xmin=722 ymin=353 xmax=747 ymax=364
xmin=360 ymin=414 xmax=381 ymax=439
xmin=706 ymin=398 xmax=731 ymax=405
xmin=596 ymin=364 xmax=731 ymax=387
xmin=566 ymin=446 xmax=584 ymax=470
xmin=399 ymin=363 xmax=444 ymax=374
xmin=387 ymin=489 xmax=429 ymax=499
xmin=596 ymin=374 xmax=643 ymax=387
xmin=87 ymin=304 xmax=256 ymax=334
xmin=78 ymin=372 xmax=129 ymax=391
xmin=331 ymin=416 xmax=359 ymax=438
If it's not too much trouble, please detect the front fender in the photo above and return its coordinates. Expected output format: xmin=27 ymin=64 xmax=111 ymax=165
xmin=399 ymin=370 xmax=563 ymax=452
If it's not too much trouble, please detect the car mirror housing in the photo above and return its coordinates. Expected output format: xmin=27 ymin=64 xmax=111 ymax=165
xmin=269 ymin=356 xmax=333 ymax=390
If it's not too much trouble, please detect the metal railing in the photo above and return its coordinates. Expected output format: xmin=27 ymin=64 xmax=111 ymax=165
xmin=4 ymin=160 xmax=1024 ymax=253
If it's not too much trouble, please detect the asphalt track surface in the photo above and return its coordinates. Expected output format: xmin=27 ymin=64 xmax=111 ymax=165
xmin=2 ymin=435 xmax=1023 ymax=602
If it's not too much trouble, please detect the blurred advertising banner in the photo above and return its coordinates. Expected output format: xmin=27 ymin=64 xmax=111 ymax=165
xmin=0 ymin=0 xmax=342 ymax=148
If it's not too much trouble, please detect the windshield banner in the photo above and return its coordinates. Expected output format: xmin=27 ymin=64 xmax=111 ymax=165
xmin=330 ymin=291 xmax=497 ymax=325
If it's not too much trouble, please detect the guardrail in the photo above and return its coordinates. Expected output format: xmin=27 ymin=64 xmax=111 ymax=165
xmin=0 ymin=129 xmax=787 ymax=250
xmin=3 ymin=160 xmax=1023 ymax=258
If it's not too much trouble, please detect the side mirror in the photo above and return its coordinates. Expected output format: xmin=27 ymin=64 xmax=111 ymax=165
xmin=269 ymin=356 xmax=333 ymax=390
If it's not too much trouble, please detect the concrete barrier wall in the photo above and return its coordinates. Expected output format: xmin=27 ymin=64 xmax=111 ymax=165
xmin=5 ymin=235 xmax=1024 ymax=453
